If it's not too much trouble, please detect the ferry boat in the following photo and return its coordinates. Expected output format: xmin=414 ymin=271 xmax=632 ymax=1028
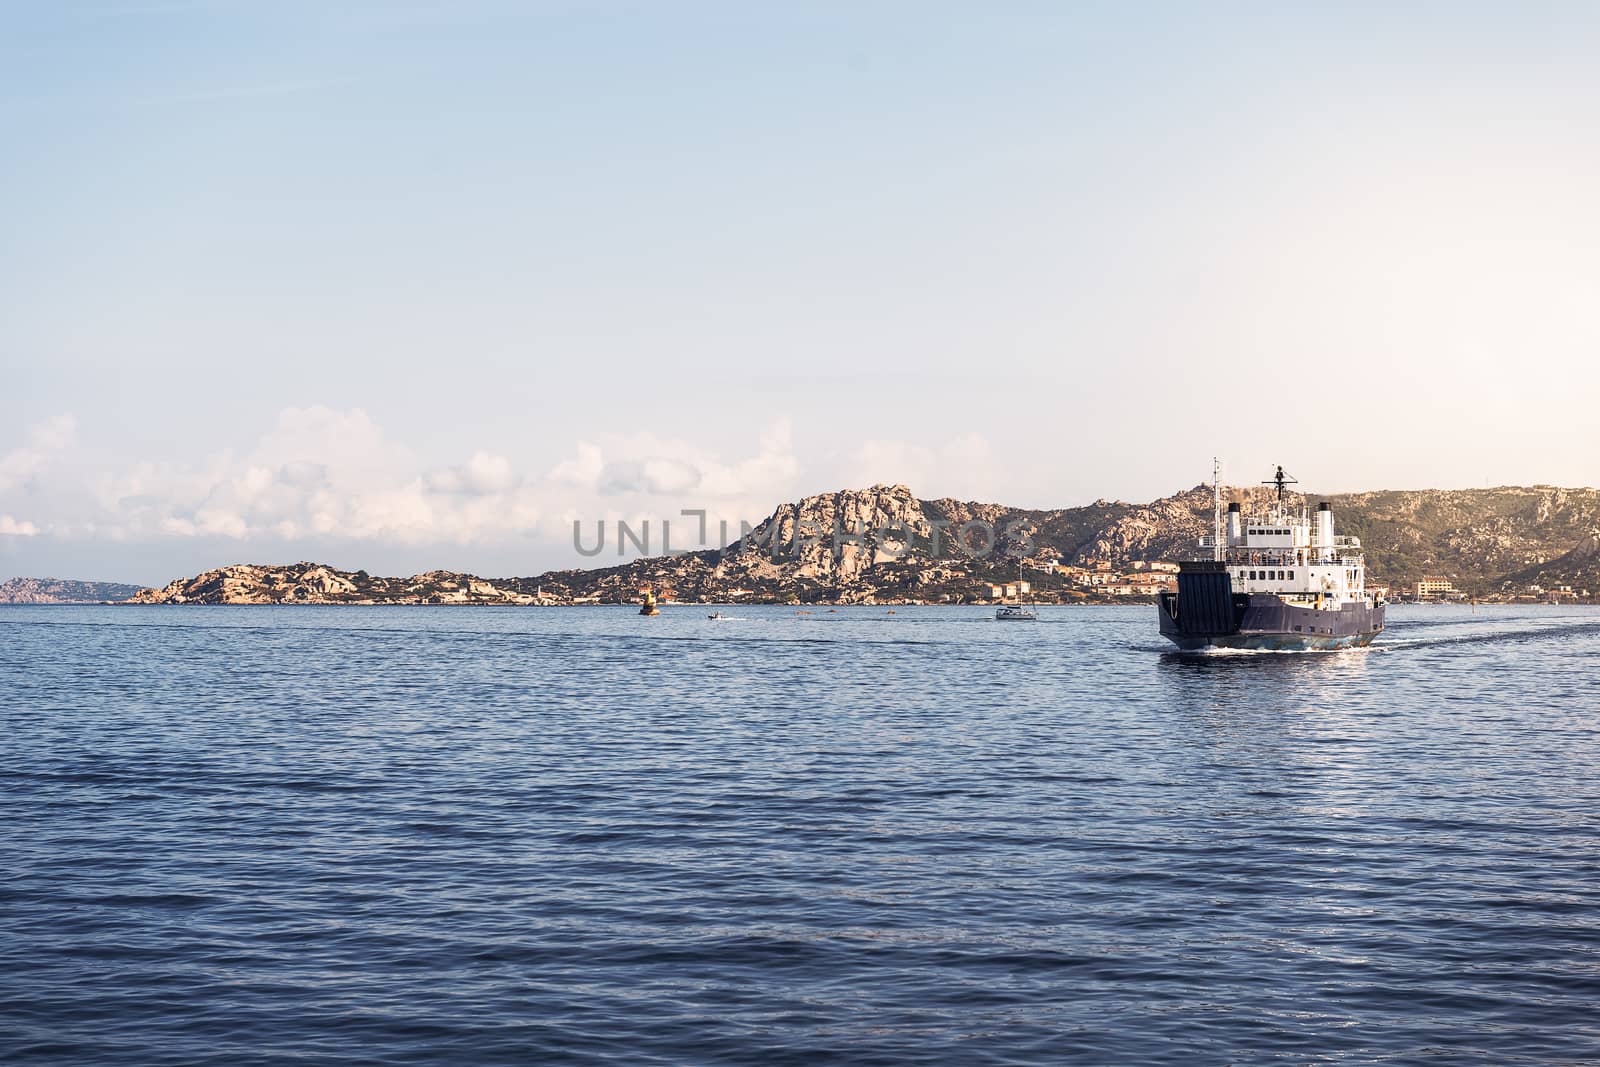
xmin=1157 ymin=464 xmax=1385 ymax=651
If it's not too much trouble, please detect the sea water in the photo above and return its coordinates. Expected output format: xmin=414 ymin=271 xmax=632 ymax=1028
xmin=2 ymin=604 xmax=1598 ymax=1064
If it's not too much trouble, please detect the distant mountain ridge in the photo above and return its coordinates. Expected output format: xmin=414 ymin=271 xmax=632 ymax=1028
xmin=121 ymin=481 xmax=1600 ymax=605
xmin=0 ymin=577 xmax=148 ymax=604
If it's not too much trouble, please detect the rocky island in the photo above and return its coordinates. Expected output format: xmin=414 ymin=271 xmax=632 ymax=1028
xmin=127 ymin=564 xmax=549 ymax=605
xmin=0 ymin=577 xmax=148 ymax=604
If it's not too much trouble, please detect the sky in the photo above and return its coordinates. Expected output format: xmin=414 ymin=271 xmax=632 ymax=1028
xmin=3 ymin=1 xmax=1599 ymax=584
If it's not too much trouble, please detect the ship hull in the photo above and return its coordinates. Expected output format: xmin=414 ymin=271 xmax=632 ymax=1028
xmin=1157 ymin=562 xmax=1385 ymax=651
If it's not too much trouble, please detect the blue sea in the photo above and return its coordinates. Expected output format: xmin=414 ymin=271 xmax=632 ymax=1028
xmin=3 ymin=604 xmax=1599 ymax=1065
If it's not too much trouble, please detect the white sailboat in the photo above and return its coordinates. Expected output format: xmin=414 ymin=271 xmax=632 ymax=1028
xmin=995 ymin=560 xmax=1039 ymax=621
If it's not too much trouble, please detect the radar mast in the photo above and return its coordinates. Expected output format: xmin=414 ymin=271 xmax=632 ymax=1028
xmin=1262 ymin=465 xmax=1298 ymax=521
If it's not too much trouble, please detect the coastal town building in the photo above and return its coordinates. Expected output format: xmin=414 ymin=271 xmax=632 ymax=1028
xmin=1414 ymin=576 xmax=1458 ymax=599
xmin=978 ymin=568 xmax=1176 ymax=601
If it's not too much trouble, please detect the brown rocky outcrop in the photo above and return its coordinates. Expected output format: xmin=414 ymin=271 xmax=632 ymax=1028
xmin=721 ymin=484 xmax=933 ymax=585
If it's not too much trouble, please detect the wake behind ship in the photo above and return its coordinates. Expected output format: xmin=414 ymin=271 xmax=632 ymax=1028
xmin=1158 ymin=465 xmax=1385 ymax=651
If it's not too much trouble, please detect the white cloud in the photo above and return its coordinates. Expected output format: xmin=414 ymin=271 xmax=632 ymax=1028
xmin=533 ymin=419 xmax=805 ymax=557
xmin=700 ymin=417 xmax=801 ymax=497
xmin=32 ymin=415 xmax=76 ymax=452
xmin=846 ymin=431 xmax=995 ymax=499
xmin=0 ymin=515 xmax=40 ymax=537
xmin=278 ymin=461 xmax=328 ymax=489
xmin=53 ymin=408 xmax=804 ymax=557
xmin=427 ymin=451 xmax=518 ymax=495
xmin=2 ymin=405 xmax=818 ymax=565
xmin=599 ymin=458 xmax=702 ymax=496
xmin=253 ymin=407 xmax=401 ymax=483
xmin=548 ymin=442 xmax=604 ymax=486
xmin=194 ymin=508 xmax=249 ymax=539
xmin=550 ymin=417 xmax=800 ymax=502
xmin=0 ymin=414 xmax=76 ymax=493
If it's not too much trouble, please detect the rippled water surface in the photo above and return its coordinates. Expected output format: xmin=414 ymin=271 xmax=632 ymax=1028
xmin=3 ymin=604 xmax=1599 ymax=1064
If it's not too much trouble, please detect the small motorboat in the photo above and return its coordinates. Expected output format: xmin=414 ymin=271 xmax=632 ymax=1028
xmin=639 ymin=589 xmax=660 ymax=616
xmin=707 ymin=611 xmax=726 ymax=620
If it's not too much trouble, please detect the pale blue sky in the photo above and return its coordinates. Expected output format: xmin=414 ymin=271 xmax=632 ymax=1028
xmin=4 ymin=2 xmax=1599 ymax=582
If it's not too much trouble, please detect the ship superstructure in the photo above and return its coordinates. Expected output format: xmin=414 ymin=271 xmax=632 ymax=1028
xmin=1157 ymin=465 xmax=1385 ymax=650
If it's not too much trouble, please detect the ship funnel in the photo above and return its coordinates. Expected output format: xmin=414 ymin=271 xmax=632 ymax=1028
xmin=1227 ymin=501 xmax=1242 ymax=543
xmin=1316 ymin=501 xmax=1334 ymax=547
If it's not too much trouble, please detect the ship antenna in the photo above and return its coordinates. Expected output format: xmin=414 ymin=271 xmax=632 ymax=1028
xmin=1212 ymin=457 xmax=1222 ymax=562
xmin=1262 ymin=464 xmax=1298 ymax=507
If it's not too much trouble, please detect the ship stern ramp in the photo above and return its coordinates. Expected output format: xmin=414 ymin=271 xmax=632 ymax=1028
xmin=1158 ymin=561 xmax=1246 ymax=649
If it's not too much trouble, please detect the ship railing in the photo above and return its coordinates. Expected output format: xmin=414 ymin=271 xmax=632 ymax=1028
xmin=1223 ymin=551 xmax=1366 ymax=568
xmin=1205 ymin=537 xmax=1363 ymax=551
xmin=1221 ymin=552 xmax=1299 ymax=567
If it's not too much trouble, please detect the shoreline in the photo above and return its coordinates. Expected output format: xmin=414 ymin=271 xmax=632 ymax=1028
xmin=2 ymin=598 xmax=1585 ymax=609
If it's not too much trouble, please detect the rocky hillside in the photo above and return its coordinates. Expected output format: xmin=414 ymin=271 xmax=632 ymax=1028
xmin=127 ymin=562 xmax=549 ymax=605
xmin=1326 ymin=486 xmax=1600 ymax=592
xmin=124 ymin=482 xmax=1600 ymax=606
xmin=512 ymin=485 xmax=961 ymax=605
xmin=520 ymin=482 xmax=1600 ymax=603
xmin=0 ymin=577 xmax=148 ymax=603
